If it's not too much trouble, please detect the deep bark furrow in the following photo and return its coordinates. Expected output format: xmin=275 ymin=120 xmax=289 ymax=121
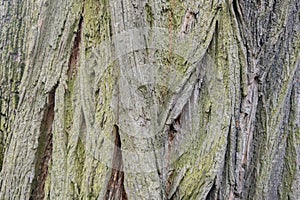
xmin=105 ymin=125 xmax=127 ymax=200
xmin=67 ymin=6 xmax=84 ymax=80
xmin=165 ymin=115 xmax=180 ymax=198
xmin=30 ymin=85 xmax=57 ymax=200
xmin=0 ymin=0 xmax=299 ymax=199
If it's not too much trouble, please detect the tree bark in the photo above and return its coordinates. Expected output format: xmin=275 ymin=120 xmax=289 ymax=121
xmin=0 ymin=0 xmax=299 ymax=199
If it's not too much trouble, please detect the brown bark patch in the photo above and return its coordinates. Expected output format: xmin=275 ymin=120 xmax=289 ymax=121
xmin=67 ymin=13 xmax=83 ymax=79
xmin=30 ymin=85 xmax=57 ymax=200
xmin=105 ymin=125 xmax=128 ymax=200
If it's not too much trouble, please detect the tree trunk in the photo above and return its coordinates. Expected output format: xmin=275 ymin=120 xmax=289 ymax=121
xmin=0 ymin=0 xmax=299 ymax=199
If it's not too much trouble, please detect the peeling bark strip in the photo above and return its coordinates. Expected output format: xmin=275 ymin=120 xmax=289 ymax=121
xmin=30 ymin=85 xmax=57 ymax=200
xmin=105 ymin=125 xmax=127 ymax=200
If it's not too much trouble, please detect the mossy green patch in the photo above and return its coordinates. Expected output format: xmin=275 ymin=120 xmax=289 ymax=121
xmin=145 ymin=3 xmax=154 ymax=28
xmin=84 ymin=0 xmax=111 ymax=49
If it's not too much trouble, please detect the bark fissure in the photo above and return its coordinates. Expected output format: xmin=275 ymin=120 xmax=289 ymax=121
xmin=165 ymin=113 xmax=183 ymax=199
xmin=206 ymin=177 xmax=218 ymax=200
xmin=165 ymin=123 xmax=177 ymax=193
xmin=0 ymin=0 xmax=299 ymax=199
xmin=30 ymin=84 xmax=57 ymax=200
xmin=67 ymin=9 xmax=84 ymax=79
xmin=105 ymin=125 xmax=127 ymax=200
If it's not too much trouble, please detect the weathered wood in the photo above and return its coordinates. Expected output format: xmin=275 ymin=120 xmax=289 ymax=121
xmin=0 ymin=0 xmax=299 ymax=199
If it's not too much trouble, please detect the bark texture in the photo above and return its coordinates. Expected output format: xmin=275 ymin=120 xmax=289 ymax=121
xmin=0 ymin=0 xmax=299 ymax=199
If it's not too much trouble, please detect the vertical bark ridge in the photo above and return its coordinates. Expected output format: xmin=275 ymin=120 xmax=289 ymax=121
xmin=49 ymin=3 xmax=86 ymax=198
xmin=0 ymin=0 xmax=28 ymax=172
xmin=0 ymin=0 xmax=298 ymax=199
xmin=64 ymin=4 xmax=84 ymax=144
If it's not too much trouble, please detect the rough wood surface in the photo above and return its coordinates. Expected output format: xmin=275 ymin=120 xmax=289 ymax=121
xmin=0 ymin=0 xmax=299 ymax=199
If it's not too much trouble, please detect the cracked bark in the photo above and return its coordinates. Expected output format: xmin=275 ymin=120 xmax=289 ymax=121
xmin=105 ymin=125 xmax=127 ymax=200
xmin=30 ymin=85 xmax=56 ymax=200
xmin=0 ymin=0 xmax=299 ymax=199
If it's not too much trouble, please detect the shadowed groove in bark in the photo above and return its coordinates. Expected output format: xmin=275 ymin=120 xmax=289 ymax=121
xmin=206 ymin=177 xmax=218 ymax=200
xmin=30 ymin=84 xmax=57 ymax=200
xmin=166 ymin=114 xmax=181 ymax=198
xmin=105 ymin=125 xmax=128 ymax=200
xmin=67 ymin=8 xmax=84 ymax=79
xmin=0 ymin=0 xmax=298 ymax=199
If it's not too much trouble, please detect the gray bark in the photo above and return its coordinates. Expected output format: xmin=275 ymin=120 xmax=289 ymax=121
xmin=0 ymin=0 xmax=299 ymax=199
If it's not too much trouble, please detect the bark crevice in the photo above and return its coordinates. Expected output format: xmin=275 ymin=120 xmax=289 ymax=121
xmin=104 ymin=125 xmax=127 ymax=200
xmin=67 ymin=9 xmax=84 ymax=80
xmin=30 ymin=84 xmax=57 ymax=200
